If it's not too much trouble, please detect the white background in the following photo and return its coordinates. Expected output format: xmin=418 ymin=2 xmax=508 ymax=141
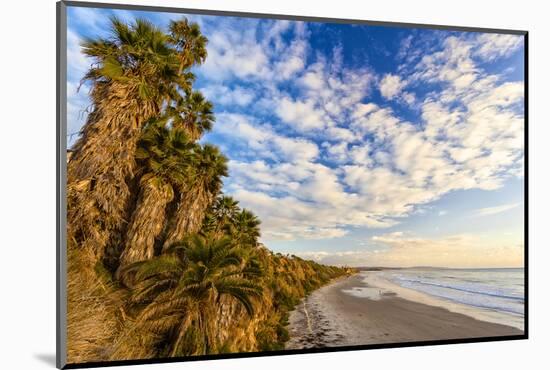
xmin=0 ymin=0 xmax=547 ymax=369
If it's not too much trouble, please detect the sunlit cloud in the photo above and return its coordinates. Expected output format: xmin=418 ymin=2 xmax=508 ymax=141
xmin=297 ymin=232 xmax=524 ymax=268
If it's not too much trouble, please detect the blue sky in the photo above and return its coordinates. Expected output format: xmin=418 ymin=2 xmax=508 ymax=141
xmin=66 ymin=6 xmax=525 ymax=268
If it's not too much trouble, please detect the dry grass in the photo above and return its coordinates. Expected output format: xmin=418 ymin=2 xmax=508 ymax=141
xmin=66 ymin=244 xmax=126 ymax=363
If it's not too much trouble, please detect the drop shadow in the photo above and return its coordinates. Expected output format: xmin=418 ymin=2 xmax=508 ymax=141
xmin=34 ymin=353 xmax=57 ymax=367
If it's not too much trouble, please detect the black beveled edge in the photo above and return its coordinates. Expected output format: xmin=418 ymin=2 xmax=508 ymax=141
xmin=56 ymin=1 xmax=529 ymax=369
xmin=62 ymin=334 xmax=528 ymax=369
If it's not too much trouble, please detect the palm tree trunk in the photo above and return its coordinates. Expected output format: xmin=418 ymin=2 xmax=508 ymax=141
xmin=117 ymin=177 xmax=173 ymax=277
xmin=163 ymin=186 xmax=212 ymax=249
xmin=67 ymin=82 xmax=159 ymax=265
xmin=169 ymin=311 xmax=193 ymax=357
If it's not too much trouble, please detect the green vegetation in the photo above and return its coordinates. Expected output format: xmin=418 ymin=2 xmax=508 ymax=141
xmin=66 ymin=17 xmax=353 ymax=363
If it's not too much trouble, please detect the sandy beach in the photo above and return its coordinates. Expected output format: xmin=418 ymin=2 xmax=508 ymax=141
xmin=285 ymin=273 xmax=524 ymax=349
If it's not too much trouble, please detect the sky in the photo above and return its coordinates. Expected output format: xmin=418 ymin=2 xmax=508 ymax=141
xmin=66 ymin=6 xmax=525 ymax=268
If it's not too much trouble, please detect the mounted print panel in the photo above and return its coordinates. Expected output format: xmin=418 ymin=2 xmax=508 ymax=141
xmin=57 ymin=1 xmax=527 ymax=368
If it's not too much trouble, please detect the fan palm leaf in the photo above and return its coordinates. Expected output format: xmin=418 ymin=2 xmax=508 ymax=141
xmin=168 ymin=92 xmax=215 ymax=141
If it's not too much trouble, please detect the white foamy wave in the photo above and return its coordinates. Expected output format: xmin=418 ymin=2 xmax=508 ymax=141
xmin=393 ymin=277 xmax=524 ymax=301
xmin=386 ymin=268 xmax=524 ymax=317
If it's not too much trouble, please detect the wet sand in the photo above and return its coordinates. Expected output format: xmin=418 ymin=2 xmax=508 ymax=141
xmin=285 ymin=273 xmax=524 ymax=349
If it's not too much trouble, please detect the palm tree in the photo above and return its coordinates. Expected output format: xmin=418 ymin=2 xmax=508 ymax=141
xmin=67 ymin=17 xmax=196 ymax=263
xmin=163 ymin=144 xmax=228 ymax=249
xmin=227 ymin=209 xmax=262 ymax=248
xmin=168 ymin=19 xmax=208 ymax=74
xmin=119 ymin=234 xmax=262 ymax=356
xmin=65 ymin=18 xmax=193 ymax=361
xmin=167 ymin=92 xmax=215 ymax=142
xmin=200 ymin=213 xmax=218 ymax=236
xmin=117 ymin=123 xmax=194 ymax=278
xmin=210 ymin=196 xmax=240 ymax=235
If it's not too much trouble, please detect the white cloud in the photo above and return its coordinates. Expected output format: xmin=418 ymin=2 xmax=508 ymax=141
xmin=397 ymin=35 xmax=414 ymax=60
xmin=348 ymin=145 xmax=372 ymax=166
xmin=325 ymin=126 xmax=357 ymax=142
xmin=276 ymin=97 xmax=327 ymax=131
xmin=369 ymin=232 xmax=523 ymax=267
xmin=219 ymin=31 xmax=525 ymax=240
xmin=67 ymin=29 xmax=91 ymax=79
xmin=475 ymin=34 xmax=523 ymax=61
xmin=200 ymin=85 xmax=255 ymax=107
xmin=276 ymin=54 xmax=305 ymax=80
xmin=199 ymin=19 xmax=308 ymax=83
xmin=402 ymin=92 xmax=416 ymax=105
xmin=69 ymin=6 xmax=109 ymax=34
xmin=299 ymin=70 xmax=325 ymax=91
xmin=272 ymin=135 xmax=320 ymax=163
xmin=475 ymin=202 xmax=522 ymax=217
xmin=413 ymin=36 xmax=479 ymax=91
xmin=225 ymin=156 xmax=397 ymax=241
xmin=297 ymin=232 xmax=523 ymax=268
xmin=379 ymin=73 xmax=407 ymax=99
xmin=323 ymin=141 xmax=349 ymax=163
xmin=342 ymin=68 xmax=523 ymax=220
xmin=202 ymin=31 xmax=271 ymax=80
xmin=215 ymin=113 xmax=319 ymax=164
xmin=66 ymin=29 xmax=93 ymax=147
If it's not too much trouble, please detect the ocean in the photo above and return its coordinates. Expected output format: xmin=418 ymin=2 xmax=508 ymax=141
xmin=379 ymin=268 xmax=525 ymax=327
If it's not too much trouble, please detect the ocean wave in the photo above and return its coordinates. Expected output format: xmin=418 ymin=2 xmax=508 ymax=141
xmin=423 ymin=291 xmax=524 ymax=315
xmin=392 ymin=277 xmax=524 ymax=302
xmin=432 ymin=292 xmax=523 ymax=315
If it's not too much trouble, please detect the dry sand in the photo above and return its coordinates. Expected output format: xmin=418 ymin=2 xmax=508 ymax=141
xmin=285 ymin=273 xmax=523 ymax=349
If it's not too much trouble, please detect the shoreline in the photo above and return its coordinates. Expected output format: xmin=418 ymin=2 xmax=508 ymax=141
xmin=285 ymin=273 xmax=523 ymax=349
xmin=361 ymin=270 xmax=524 ymax=330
